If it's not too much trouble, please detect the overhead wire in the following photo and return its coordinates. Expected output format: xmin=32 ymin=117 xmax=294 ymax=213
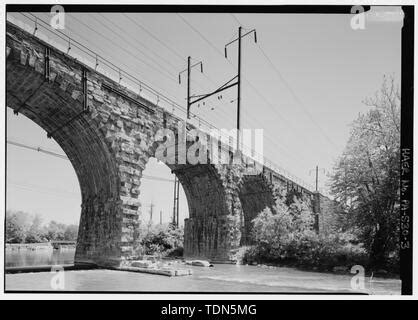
xmin=176 ymin=13 xmax=325 ymax=164
xmin=230 ymin=13 xmax=339 ymax=150
xmin=7 ymin=140 xmax=175 ymax=183
xmin=8 ymin=13 xmax=316 ymax=191
xmin=175 ymin=13 xmax=330 ymax=159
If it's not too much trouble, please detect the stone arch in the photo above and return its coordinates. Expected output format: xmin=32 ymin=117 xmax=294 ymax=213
xmin=238 ymin=174 xmax=277 ymax=245
xmin=6 ymin=24 xmax=142 ymax=267
xmin=6 ymin=50 xmax=122 ymax=266
xmin=6 ymin=22 xmax=245 ymax=265
xmin=138 ymin=133 xmax=242 ymax=261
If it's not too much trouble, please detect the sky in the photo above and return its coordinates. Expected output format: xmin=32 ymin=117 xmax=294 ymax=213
xmin=6 ymin=7 xmax=402 ymax=225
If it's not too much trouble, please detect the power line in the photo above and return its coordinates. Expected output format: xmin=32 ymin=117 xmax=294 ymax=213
xmin=8 ymin=182 xmax=80 ymax=199
xmin=61 ymin=23 xmax=184 ymax=107
xmin=173 ymin=16 xmax=296 ymax=151
xmin=18 ymin=13 xmax=184 ymax=116
xmin=118 ymin=13 xmax=230 ymax=123
xmin=8 ymin=13 xmax=316 ymax=191
xmin=8 ymin=179 xmax=79 ymax=196
xmin=16 ymin=11 xmax=231 ymax=137
xmin=61 ymin=14 xmax=225 ymax=130
xmin=170 ymin=17 xmax=312 ymax=163
xmin=231 ymin=13 xmax=338 ymax=150
xmin=81 ymin=20 xmax=306 ymax=187
xmin=87 ymin=11 xmax=230 ymax=124
xmin=11 ymin=14 xmax=245 ymax=149
xmin=230 ymin=13 xmax=241 ymax=26
xmin=180 ymin=15 xmax=331 ymax=165
xmin=7 ymin=140 xmax=175 ymax=183
xmin=7 ymin=140 xmax=68 ymax=160
xmin=193 ymin=14 xmax=334 ymax=165
xmin=68 ymin=14 xmax=178 ymax=83
xmin=176 ymin=13 xmax=332 ymax=161
xmin=23 ymin=12 xmax=217 ymax=130
xmin=95 ymin=13 xmax=180 ymax=75
xmin=258 ymin=45 xmax=338 ymax=148
xmin=176 ymin=14 xmax=224 ymax=60
xmin=173 ymin=17 xmax=317 ymax=187
xmin=122 ymin=13 xmax=185 ymax=62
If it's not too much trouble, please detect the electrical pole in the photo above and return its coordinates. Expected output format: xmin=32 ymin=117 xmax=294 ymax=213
xmin=160 ymin=210 xmax=163 ymax=225
xmin=176 ymin=179 xmax=180 ymax=227
xmin=237 ymin=26 xmax=242 ymax=151
xmin=179 ymin=57 xmax=203 ymax=119
xmin=172 ymin=177 xmax=177 ymax=226
xmin=225 ymin=27 xmax=256 ymax=151
xmin=172 ymin=177 xmax=180 ymax=227
xmin=180 ymin=27 xmax=256 ymax=151
xmin=309 ymin=165 xmax=326 ymax=192
xmin=187 ymin=56 xmax=191 ymax=119
xmin=149 ymin=201 xmax=154 ymax=222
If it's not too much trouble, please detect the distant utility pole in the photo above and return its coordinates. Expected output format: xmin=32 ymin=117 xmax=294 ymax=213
xmin=172 ymin=177 xmax=180 ymax=227
xmin=309 ymin=165 xmax=326 ymax=192
xmin=180 ymin=27 xmax=257 ymax=151
xmin=160 ymin=210 xmax=163 ymax=225
xmin=149 ymin=201 xmax=155 ymax=222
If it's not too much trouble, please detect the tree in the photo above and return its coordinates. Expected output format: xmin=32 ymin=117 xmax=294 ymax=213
xmin=45 ymin=220 xmax=66 ymax=241
xmin=5 ymin=210 xmax=31 ymax=243
xmin=63 ymin=224 xmax=79 ymax=241
xmin=25 ymin=214 xmax=45 ymax=243
xmin=288 ymin=197 xmax=315 ymax=234
xmin=252 ymin=205 xmax=292 ymax=248
xmin=331 ymin=75 xmax=400 ymax=267
xmin=5 ymin=210 xmax=79 ymax=243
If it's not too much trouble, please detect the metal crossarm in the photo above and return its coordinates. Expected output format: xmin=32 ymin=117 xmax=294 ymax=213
xmin=190 ymin=79 xmax=238 ymax=106
xmin=181 ymin=27 xmax=257 ymax=150
xmin=224 ymin=28 xmax=257 ymax=57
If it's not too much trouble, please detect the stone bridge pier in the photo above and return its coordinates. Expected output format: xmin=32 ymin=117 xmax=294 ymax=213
xmin=6 ymin=22 xmax=335 ymax=267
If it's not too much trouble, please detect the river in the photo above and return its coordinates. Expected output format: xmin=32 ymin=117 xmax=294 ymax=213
xmin=5 ymin=249 xmax=401 ymax=294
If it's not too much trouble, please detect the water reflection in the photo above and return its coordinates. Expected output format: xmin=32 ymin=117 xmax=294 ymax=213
xmin=6 ymin=248 xmax=75 ymax=267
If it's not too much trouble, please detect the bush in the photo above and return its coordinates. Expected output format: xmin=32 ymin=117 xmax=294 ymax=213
xmin=166 ymin=246 xmax=184 ymax=258
xmin=284 ymin=232 xmax=368 ymax=271
xmin=243 ymin=197 xmax=368 ymax=272
xmin=140 ymin=224 xmax=184 ymax=256
xmin=243 ymin=231 xmax=368 ymax=271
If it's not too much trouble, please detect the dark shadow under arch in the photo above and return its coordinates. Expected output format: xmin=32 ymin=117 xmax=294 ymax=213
xmin=238 ymin=174 xmax=275 ymax=245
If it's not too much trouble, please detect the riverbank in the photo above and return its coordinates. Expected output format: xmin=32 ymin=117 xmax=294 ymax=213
xmin=240 ymin=246 xmax=399 ymax=279
xmin=243 ymin=261 xmax=400 ymax=280
xmin=6 ymin=243 xmax=52 ymax=250
xmin=6 ymin=242 xmax=76 ymax=251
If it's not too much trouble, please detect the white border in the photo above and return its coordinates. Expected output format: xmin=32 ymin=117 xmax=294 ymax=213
xmin=0 ymin=0 xmax=416 ymax=300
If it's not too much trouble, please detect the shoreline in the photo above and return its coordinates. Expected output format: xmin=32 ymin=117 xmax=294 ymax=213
xmin=241 ymin=260 xmax=400 ymax=280
xmin=6 ymin=243 xmax=76 ymax=251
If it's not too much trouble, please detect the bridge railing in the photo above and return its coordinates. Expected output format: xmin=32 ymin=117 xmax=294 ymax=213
xmin=8 ymin=13 xmax=322 ymax=195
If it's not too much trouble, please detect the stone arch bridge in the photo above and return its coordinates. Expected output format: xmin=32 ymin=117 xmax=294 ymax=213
xmin=6 ymin=22 xmax=335 ymax=267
